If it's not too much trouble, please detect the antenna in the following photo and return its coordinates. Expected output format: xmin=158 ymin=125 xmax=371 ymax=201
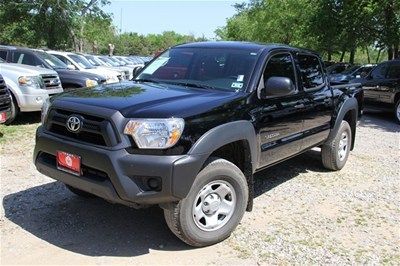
xmin=120 ymin=8 xmax=122 ymax=34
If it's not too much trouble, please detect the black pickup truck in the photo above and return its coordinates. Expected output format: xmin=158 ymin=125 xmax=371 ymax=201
xmin=34 ymin=42 xmax=361 ymax=247
xmin=0 ymin=74 xmax=11 ymax=123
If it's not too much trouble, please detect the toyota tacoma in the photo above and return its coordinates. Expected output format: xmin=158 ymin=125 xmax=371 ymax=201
xmin=34 ymin=42 xmax=361 ymax=247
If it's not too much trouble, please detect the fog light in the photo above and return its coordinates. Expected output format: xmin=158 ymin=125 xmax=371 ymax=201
xmin=36 ymin=96 xmax=43 ymax=102
xmin=147 ymin=177 xmax=161 ymax=191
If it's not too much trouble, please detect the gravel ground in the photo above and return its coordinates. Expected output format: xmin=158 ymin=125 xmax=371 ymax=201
xmin=0 ymin=111 xmax=399 ymax=265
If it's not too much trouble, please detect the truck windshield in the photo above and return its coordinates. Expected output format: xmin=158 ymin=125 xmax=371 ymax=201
xmin=69 ymin=54 xmax=94 ymax=69
xmin=36 ymin=51 xmax=67 ymax=70
xmin=135 ymin=47 xmax=259 ymax=91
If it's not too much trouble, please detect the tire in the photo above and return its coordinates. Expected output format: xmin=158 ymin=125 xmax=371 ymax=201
xmin=65 ymin=184 xmax=96 ymax=198
xmin=321 ymin=120 xmax=352 ymax=171
xmin=394 ymin=99 xmax=400 ymax=124
xmin=164 ymin=157 xmax=248 ymax=247
xmin=5 ymin=94 xmax=19 ymax=125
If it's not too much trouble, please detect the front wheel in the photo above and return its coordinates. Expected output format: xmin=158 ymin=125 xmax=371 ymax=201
xmin=164 ymin=158 xmax=248 ymax=247
xmin=395 ymin=99 xmax=400 ymax=124
xmin=321 ymin=120 xmax=352 ymax=171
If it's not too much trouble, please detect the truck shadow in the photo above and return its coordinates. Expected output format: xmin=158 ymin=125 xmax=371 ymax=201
xmin=7 ymin=112 xmax=41 ymax=125
xmin=2 ymin=150 xmax=327 ymax=257
xmin=359 ymin=111 xmax=399 ymax=133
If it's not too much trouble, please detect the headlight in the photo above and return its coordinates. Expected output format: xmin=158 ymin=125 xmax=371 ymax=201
xmin=41 ymin=98 xmax=51 ymax=124
xmin=124 ymin=118 xmax=185 ymax=149
xmin=85 ymin=79 xmax=98 ymax=87
xmin=18 ymin=76 xmax=42 ymax=89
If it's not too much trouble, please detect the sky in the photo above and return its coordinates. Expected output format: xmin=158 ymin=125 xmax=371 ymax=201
xmin=102 ymin=0 xmax=239 ymax=39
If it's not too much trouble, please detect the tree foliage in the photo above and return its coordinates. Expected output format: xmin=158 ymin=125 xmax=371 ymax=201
xmin=217 ymin=0 xmax=400 ymax=62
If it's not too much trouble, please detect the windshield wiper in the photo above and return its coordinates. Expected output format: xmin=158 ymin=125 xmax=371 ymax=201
xmin=134 ymin=78 xmax=160 ymax=83
xmin=166 ymin=81 xmax=217 ymax=90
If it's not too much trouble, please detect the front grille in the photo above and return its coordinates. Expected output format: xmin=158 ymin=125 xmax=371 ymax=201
xmin=46 ymin=109 xmax=119 ymax=147
xmin=41 ymin=74 xmax=61 ymax=90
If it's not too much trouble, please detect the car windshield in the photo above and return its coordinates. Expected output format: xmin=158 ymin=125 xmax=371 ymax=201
xmin=36 ymin=51 xmax=67 ymax=69
xmin=341 ymin=65 xmax=360 ymax=75
xmin=85 ymin=55 xmax=102 ymax=66
xmin=100 ymin=57 xmax=119 ymax=67
xmin=69 ymin=54 xmax=94 ymax=69
xmin=135 ymin=47 xmax=259 ymax=91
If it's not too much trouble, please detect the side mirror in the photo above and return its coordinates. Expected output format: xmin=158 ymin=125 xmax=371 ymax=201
xmin=260 ymin=77 xmax=296 ymax=99
xmin=132 ymin=66 xmax=143 ymax=77
xmin=67 ymin=64 xmax=76 ymax=70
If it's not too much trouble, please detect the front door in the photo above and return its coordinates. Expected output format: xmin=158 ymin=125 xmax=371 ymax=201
xmin=251 ymin=52 xmax=306 ymax=169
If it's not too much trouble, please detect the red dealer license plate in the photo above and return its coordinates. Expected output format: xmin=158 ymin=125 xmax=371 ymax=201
xmin=57 ymin=151 xmax=81 ymax=176
xmin=0 ymin=112 xmax=7 ymax=123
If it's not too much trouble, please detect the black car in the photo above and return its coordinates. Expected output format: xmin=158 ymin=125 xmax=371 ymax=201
xmin=34 ymin=41 xmax=361 ymax=247
xmin=0 ymin=74 xmax=11 ymax=123
xmin=329 ymin=64 xmax=376 ymax=85
xmin=0 ymin=46 xmax=106 ymax=90
xmin=352 ymin=60 xmax=400 ymax=123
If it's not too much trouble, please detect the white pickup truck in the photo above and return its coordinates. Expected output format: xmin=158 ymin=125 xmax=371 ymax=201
xmin=0 ymin=58 xmax=63 ymax=123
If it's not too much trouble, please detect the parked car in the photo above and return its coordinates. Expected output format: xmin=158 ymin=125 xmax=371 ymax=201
xmin=34 ymin=41 xmax=361 ymax=247
xmin=351 ymin=60 xmax=400 ymax=123
xmin=82 ymin=54 xmax=131 ymax=80
xmin=0 ymin=46 xmax=106 ymax=90
xmin=326 ymin=62 xmax=353 ymax=74
xmin=329 ymin=64 xmax=376 ymax=85
xmin=48 ymin=51 xmax=122 ymax=83
xmin=0 ymin=74 xmax=11 ymax=123
xmin=0 ymin=57 xmax=63 ymax=123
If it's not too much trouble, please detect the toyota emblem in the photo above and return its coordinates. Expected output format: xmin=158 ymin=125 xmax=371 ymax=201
xmin=66 ymin=116 xmax=82 ymax=132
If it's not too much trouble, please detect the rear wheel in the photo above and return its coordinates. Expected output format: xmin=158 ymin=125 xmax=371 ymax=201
xmin=321 ymin=121 xmax=352 ymax=171
xmin=164 ymin=158 xmax=248 ymax=247
xmin=65 ymin=184 xmax=96 ymax=198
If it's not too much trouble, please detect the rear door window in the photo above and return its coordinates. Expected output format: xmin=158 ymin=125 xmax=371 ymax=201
xmin=387 ymin=63 xmax=400 ymax=79
xmin=0 ymin=50 xmax=7 ymax=60
xmin=298 ymin=54 xmax=324 ymax=90
xmin=370 ymin=63 xmax=388 ymax=79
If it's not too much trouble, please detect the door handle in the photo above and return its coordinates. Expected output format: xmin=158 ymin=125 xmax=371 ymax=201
xmin=294 ymin=103 xmax=305 ymax=109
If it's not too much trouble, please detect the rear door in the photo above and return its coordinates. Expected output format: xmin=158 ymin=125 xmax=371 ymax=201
xmin=252 ymin=51 xmax=306 ymax=168
xmin=297 ymin=54 xmax=334 ymax=149
xmin=363 ymin=63 xmax=390 ymax=106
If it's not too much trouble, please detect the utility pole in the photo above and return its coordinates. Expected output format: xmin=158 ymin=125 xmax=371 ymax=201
xmin=120 ymin=8 xmax=122 ymax=34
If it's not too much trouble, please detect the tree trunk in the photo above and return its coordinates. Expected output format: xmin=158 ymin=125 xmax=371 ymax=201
xmin=376 ymin=49 xmax=382 ymax=63
xmin=388 ymin=46 xmax=393 ymax=60
xmin=327 ymin=51 xmax=332 ymax=61
xmin=340 ymin=51 xmax=346 ymax=62
xmin=349 ymin=48 xmax=356 ymax=64
xmin=394 ymin=43 xmax=399 ymax=59
xmin=366 ymin=46 xmax=370 ymax=63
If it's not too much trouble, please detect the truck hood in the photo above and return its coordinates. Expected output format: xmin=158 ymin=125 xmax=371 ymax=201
xmin=54 ymin=81 xmax=243 ymax=118
xmin=0 ymin=63 xmax=58 ymax=76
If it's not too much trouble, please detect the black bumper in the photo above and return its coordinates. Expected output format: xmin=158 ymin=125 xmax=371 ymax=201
xmin=34 ymin=126 xmax=208 ymax=207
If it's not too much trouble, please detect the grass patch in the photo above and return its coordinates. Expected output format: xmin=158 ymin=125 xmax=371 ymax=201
xmin=0 ymin=113 xmax=41 ymax=145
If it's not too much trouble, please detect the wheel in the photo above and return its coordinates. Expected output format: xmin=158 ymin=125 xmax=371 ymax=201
xmin=321 ymin=120 xmax=352 ymax=171
xmin=5 ymin=94 xmax=19 ymax=125
xmin=164 ymin=157 xmax=248 ymax=247
xmin=65 ymin=184 xmax=96 ymax=198
xmin=395 ymin=99 xmax=400 ymax=124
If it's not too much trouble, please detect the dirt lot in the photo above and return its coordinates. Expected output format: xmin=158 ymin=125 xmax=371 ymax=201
xmin=1 ymin=111 xmax=399 ymax=265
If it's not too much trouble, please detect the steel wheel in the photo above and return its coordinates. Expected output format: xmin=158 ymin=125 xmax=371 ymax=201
xmin=396 ymin=102 xmax=400 ymax=122
xmin=192 ymin=180 xmax=236 ymax=232
xmin=338 ymin=131 xmax=348 ymax=161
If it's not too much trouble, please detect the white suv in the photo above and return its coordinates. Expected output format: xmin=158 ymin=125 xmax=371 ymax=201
xmin=0 ymin=58 xmax=63 ymax=123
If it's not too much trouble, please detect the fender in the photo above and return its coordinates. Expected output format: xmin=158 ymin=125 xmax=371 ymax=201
xmin=2 ymin=76 xmax=22 ymax=106
xmin=188 ymin=120 xmax=258 ymax=173
xmin=327 ymin=96 xmax=358 ymax=149
xmin=172 ymin=120 xmax=258 ymax=211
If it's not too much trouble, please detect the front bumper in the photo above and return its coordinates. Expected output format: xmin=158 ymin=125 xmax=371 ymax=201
xmin=34 ymin=126 xmax=207 ymax=207
xmin=18 ymin=88 xmax=63 ymax=112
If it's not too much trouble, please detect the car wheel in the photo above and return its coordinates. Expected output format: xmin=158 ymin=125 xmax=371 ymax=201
xmin=164 ymin=157 xmax=248 ymax=247
xmin=395 ymin=99 xmax=400 ymax=124
xmin=5 ymin=94 xmax=19 ymax=125
xmin=65 ymin=184 xmax=96 ymax=198
xmin=321 ymin=120 xmax=352 ymax=171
